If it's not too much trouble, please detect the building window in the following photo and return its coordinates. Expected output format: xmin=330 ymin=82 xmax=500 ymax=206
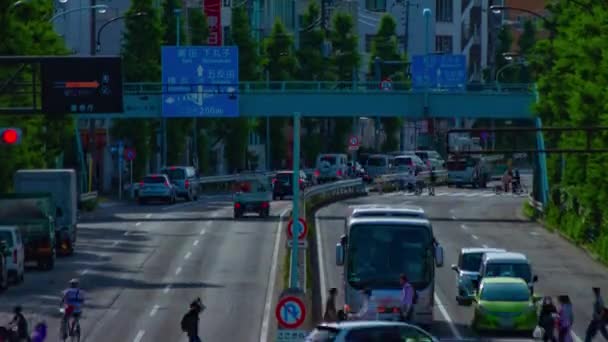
xmin=365 ymin=0 xmax=386 ymax=12
xmin=436 ymin=0 xmax=453 ymax=22
xmin=365 ymin=34 xmax=376 ymax=52
xmin=435 ymin=35 xmax=453 ymax=53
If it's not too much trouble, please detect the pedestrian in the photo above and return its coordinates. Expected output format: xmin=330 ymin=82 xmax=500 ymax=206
xmin=399 ymin=274 xmax=416 ymax=323
xmin=558 ymin=295 xmax=574 ymax=342
xmin=584 ymin=287 xmax=608 ymax=342
xmin=323 ymin=288 xmax=338 ymax=322
xmin=181 ymin=298 xmax=205 ymax=342
xmin=539 ymin=296 xmax=558 ymax=342
xmin=8 ymin=306 xmax=28 ymax=342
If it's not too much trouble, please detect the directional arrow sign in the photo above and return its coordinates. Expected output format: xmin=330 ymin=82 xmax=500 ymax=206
xmin=65 ymin=81 xmax=100 ymax=89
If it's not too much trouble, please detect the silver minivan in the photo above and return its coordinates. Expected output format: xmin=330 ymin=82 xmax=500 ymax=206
xmin=0 ymin=225 xmax=25 ymax=283
xmin=161 ymin=166 xmax=199 ymax=201
xmin=478 ymin=252 xmax=538 ymax=292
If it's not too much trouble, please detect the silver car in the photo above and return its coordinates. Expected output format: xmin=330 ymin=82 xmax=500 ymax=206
xmin=161 ymin=166 xmax=199 ymax=201
xmin=138 ymin=174 xmax=177 ymax=204
xmin=451 ymin=247 xmax=506 ymax=305
xmin=306 ymin=321 xmax=438 ymax=342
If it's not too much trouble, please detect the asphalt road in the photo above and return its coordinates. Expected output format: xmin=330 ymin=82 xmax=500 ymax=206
xmin=316 ymin=184 xmax=608 ymax=341
xmin=0 ymin=196 xmax=290 ymax=342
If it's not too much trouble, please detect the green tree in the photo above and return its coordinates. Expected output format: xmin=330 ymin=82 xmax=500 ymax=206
xmin=0 ymin=0 xmax=73 ymax=191
xmin=162 ymin=0 xmax=185 ymax=46
xmin=494 ymin=26 xmax=515 ymax=82
xmin=222 ymin=6 xmax=260 ymax=171
xmin=517 ymin=19 xmax=537 ymax=83
xmin=533 ymin=1 xmax=608 ymax=262
xmin=261 ymin=19 xmax=298 ymax=168
xmin=367 ymin=15 xmax=404 ymax=152
xmin=188 ymin=8 xmax=209 ymax=45
xmin=113 ymin=0 xmax=162 ymax=178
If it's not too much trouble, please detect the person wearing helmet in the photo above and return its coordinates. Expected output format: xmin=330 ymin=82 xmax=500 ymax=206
xmin=8 ymin=305 xmax=28 ymax=341
xmin=60 ymin=279 xmax=84 ymax=339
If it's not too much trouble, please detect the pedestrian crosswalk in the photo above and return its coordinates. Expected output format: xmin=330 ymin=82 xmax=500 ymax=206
xmin=382 ymin=189 xmax=528 ymax=199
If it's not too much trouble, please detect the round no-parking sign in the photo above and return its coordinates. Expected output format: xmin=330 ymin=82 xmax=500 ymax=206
xmin=275 ymin=296 xmax=306 ymax=329
xmin=287 ymin=218 xmax=308 ymax=240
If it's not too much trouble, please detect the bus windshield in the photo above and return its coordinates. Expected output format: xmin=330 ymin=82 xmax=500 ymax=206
xmin=367 ymin=157 xmax=387 ymax=167
xmin=346 ymin=223 xmax=433 ymax=289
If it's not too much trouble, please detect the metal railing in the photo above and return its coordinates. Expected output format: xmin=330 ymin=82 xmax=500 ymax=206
xmin=528 ymin=194 xmax=544 ymax=213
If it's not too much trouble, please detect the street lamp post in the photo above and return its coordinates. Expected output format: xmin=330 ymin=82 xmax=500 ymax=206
xmin=48 ymin=4 xmax=108 ymax=23
xmin=96 ymin=12 xmax=146 ymax=52
xmin=489 ymin=5 xmax=555 ymax=40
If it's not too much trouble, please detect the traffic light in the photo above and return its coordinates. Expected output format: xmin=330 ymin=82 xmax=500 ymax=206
xmin=0 ymin=128 xmax=22 ymax=145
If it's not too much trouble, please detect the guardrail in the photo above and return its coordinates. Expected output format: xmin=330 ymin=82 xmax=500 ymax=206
xmin=79 ymin=191 xmax=98 ymax=202
xmin=528 ymin=195 xmax=544 ymax=213
xmin=370 ymin=170 xmax=449 ymax=192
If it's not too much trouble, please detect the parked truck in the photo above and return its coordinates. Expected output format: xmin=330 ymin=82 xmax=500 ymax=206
xmin=14 ymin=169 xmax=78 ymax=255
xmin=0 ymin=193 xmax=56 ymax=270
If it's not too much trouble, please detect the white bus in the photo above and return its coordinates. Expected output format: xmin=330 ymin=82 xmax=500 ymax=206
xmin=336 ymin=216 xmax=444 ymax=328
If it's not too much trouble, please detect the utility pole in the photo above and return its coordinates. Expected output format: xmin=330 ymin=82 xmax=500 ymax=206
xmin=88 ymin=0 xmax=98 ymax=191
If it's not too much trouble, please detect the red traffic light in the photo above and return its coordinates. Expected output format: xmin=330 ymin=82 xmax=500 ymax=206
xmin=0 ymin=128 xmax=21 ymax=145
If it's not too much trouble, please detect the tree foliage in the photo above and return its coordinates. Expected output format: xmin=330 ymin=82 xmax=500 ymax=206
xmin=517 ymin=19 xmax=537 ymax=83
xmin=188 ymin=9 xmax=209 ymax=45
xmin=114 ymin=0 xmax=162 ymax=178
xmin=532 ymin=1 xmax=608 ymax=262
xmin=0 ymin=0 xmax=73 ymax=192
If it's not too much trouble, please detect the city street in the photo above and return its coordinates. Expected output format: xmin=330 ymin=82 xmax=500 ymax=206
xmin=316 ymin=185 xmax=608 ymax=341
xmin=0 ymin=197 xmax=290 ymax=342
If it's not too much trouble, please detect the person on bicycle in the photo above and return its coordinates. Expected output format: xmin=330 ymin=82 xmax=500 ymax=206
xmin=60 ymin=278 xmax=84 ymax=338
xmin=428 ymin=167 xmax=436 ymax=196
xmin=8 ymin=306 xmax=28 ymax=341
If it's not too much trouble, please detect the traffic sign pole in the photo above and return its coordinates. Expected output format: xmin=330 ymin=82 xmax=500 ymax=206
xmin=290 ymin=112 xmax=301 ymax=289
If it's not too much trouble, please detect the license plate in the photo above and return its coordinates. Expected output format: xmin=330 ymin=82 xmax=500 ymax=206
xmin=499 ymin=317 xmax=513 ymax=327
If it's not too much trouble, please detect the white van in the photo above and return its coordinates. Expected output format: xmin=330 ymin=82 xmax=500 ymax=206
xmin=315 ymin=154 xmax=349 ymax=183
xmin=478 ymin=252 xmax=538 ymax=291
xmin=0 ymin=226 xmax=25 ymax=283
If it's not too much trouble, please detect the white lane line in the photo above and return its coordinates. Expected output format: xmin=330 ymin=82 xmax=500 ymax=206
xmin=163 ymin=285 xmax=171 ymax=294
xmin=573 ymin=332 xmax=583 ymax=342
xmin=316 ymin=210 xmax=327 ymax=311
xmin=530 ymin=231 xmax=540 ymax=236
xmin=145 ymin=214 xmax=152 ymax=219
xmin=175 ymin=267 xmax=182 ymax=275
xmin=260 ymin=207 xmax=290 ymax=342
xmin=460 ymin=224 xmax=469 ymax=230
xmin=184 ymin=252 xmax=191 ymax=260
xmin=149 ymin=305 xmax=160 ymax=317
xmin=135 ymin=222 xmax=141 ymax=227
xmin=200 ymin=228 xmax=206 ymax=235
xmin=193 ymin=240 xmax=199 ymax=246
xmin=80 ymin=269 xmax=89 ymax=275
xmin=434 ymin=293 xmax=462 ymax=339
xmin=472 ymin=234 xmax=479 ymax=240
xmin=112 ymin=241 xmax=119 ymax=247
xmin=133 ymin=330 xmax=145 ymax=342
xmin=124 ymin=231 xmax=131 ymax=236
xmin=482 ymin=193 xmax=495 ymax=197
xmin=482 ymin=244 xmax=489 ymax=248
xmin=451 ymin=215 xmax=457 ymax=220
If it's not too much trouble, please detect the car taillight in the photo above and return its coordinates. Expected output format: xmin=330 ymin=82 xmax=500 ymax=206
xmin=13 ymin=249 xmax=17 ymax=264
xmin=343 ymin=304 xmax=351 ymax=313
xmin=337 ymin=169 xmax=342 ymax=176
xmin=298 ymin=179 xmax=303 ymax=184
xmin=164 ymin=181 xmax=170 ymax=187
xmin=235 ymin=203 xmax=241 ymax=209
xmin=377 ymin=306 xmax=386 ymax=313
xmin=314 ymin=170 xmax=320 ymax=177
xmin=272 ymin=178 xmax=276 ymax=184
xmin=139 ymin=181 xmax=144 ymax=187
xmin=261 ymin=202 xmax=269 ymax=208
xmin=185 ymin=179 xmax=190 ymax=188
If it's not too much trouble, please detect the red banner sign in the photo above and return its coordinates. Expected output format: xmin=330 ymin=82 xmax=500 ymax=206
xmin=204 ymin=0 xmax=222 ymax=46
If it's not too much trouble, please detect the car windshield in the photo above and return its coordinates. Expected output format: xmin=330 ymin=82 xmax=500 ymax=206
xmin=447 ymin=161 xmax=467 ymax=171
xmin=485 ymin=263 xmax=532 ymax=283
xmin=347 ymin=223 xmax=433 ymax=289
xmin=480 ymin=282 xmax=530 ymax=302
xmin=0 ymin=231 xmax=14 ymax=248
xmin=461 ymin=252 xmax=483 ymax=272
xmin=319 ymin=156 xmax=337 ymax=165
xmin=367 ymin=157 xmax=386 ymax=167
xmin=143 ymin=176 xmax=166 ymax=184
xmin=163 ymin=168 xmax=186 ymax=180
xmin=394 ymin=157 xmax=413 ymax=167
xmin=415 ymin=152 xmax=428 ymax=160
xmin=276 ymin=173 xmax=292 ymax=182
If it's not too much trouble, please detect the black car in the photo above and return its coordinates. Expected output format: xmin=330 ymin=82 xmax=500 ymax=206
xmin=272 ymin=171 xmax=306 ymax=200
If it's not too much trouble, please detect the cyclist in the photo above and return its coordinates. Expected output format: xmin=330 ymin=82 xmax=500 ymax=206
xmin=7 ymin=305 xmax=28 ymax=341
xmin=60 ymin=278 xmax=84 ymax=339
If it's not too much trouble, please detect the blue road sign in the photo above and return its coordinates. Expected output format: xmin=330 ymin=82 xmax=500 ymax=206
xmin=411 ymin=54 xmax=467 ymax=91
xmin=162 ymin=46 xmax=239 ymax=117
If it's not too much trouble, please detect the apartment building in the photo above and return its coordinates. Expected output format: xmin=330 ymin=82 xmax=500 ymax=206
xmin=499 ymin=0 xmax=547 ymax=51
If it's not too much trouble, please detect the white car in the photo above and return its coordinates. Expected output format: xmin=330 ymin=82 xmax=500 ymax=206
xmin=306 ymin=321 xmax=437 ymax=342
xmin=0 ymin=225 xmax=25 ymax=283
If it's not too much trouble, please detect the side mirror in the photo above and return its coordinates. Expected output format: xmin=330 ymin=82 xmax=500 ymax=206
xmin=339 ymin=234 xmax=348 ymax=246
xmin=435 ymin=245 xmax=444 ymax=267
xmin=336 ymin=243 xmax=345 ymax=266
xmin=451 ymin=264 xmax=459 ymax=273
xmin=533 ymin=275 xmax=538 ymax=283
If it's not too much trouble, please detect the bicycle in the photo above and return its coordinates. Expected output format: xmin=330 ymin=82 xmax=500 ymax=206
xmin=59 ymin=308 xmax=80 ymax=342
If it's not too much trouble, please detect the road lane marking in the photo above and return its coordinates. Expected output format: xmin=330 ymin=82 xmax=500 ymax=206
xmin=482 ymin=244 xmax=489 ymax=248
xmin=124 ymin=231 xmax=131 ymax=236
xmin=112 ymin=241 xmax=119 ymax=247
xmin=135 ymin=222 xmax=141 ymax=227
xmin=193 ymin=240 xmax=199 ymax=246
xmin=260 ymin=207 xmax=290 ymax=342
xmin=145 ymin=214 xmax=152 ymax=219
xmin=175 ymin=267 xmax=182 ymax=275
xmin=133 ymin=330 xmax=145 ymax=342
xmin=460 ymin=224 xmax=469 ymax=230
xmin=451 ymin=215 xmax=457 ymax=220
xmin=316 ymin=210 xmax=327 ymax=311
xmin=163 ymin=285 xmax=171 ymax=294
xmin=200 ymin=228 xmax=206 ymax=235
xmin=80 ymin=269 xmax=89 ymax=275
xmin=530 ymin=231 xmax=540 ymax=236
xmin=149 ymin=305 xmax=159 ymax=317
xmin=472 ymin=235 xmax=479 ymax=240
xmin=434 ymin=293 xmax=462 ymax=339
xmin=184 ymin=252 xmax=191 ymax=260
